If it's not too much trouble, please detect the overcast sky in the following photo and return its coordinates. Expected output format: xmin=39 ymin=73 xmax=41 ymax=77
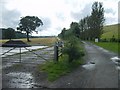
xmin=0 ymin=0 xmax=119 ymax=36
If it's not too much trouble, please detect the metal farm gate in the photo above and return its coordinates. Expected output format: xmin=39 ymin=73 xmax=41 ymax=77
xmin=1 ymin=40 xmax=63 ymax=64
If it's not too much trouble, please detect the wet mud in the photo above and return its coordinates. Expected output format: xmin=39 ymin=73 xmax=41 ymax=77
xmin=2 ymin=47 xmax=54 ymax=88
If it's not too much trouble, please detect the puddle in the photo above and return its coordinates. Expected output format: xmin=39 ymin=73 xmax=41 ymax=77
xmin=111 ymin=56 xmax=120 ymax=70
xmin=116 ymin=66 xmax=120 ymax=70
xmin=81 ymin=41 xmax=86 ymax=44
xmin=111 ymin=56 xmax=120 ymax=60
xmin=82 ymin=62 xmax=95 ymax=70
xmin=111 ymin=56 xmax=120 ymax=65
xmin=6 ymin=72 xmax=34 ymax=88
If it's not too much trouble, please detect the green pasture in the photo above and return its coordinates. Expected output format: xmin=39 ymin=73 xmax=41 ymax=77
xmin=101 ymin=24 xmax=119 ymax=40
xmin=93 ymin=42 xmax=119 ymax=54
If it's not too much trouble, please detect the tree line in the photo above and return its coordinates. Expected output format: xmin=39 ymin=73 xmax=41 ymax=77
xmin=57 ymin=2 xmax=105 ymax=63
xmin=58 ymin=2 xmax=105 ymax=41
xmin=1 ymin=28 xmax=27 ymax=39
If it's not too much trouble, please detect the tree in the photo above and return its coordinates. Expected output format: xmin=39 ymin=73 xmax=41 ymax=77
xmin=17 ymin=16 xmax=43 ymax=42
xmin=91 ymin=2 xmax=105 ymax=39
xmin=79 ymin=16 xmax=91 ymax=40
xmin=4 ymin=28 xmax=16 ymax=40
xmin=58 ymin=28 xmax=67 ymax=39
xmin=70 ymin=22 xmax=80 ymax=38
xmin=78 ymin=2 xmax=105 ymax=41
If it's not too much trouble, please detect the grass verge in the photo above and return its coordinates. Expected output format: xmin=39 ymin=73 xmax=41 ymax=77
xmin=37 ymin=55 xmax=84 ymax=81
xmin=92 ymin=42 xmax=119 ymax=53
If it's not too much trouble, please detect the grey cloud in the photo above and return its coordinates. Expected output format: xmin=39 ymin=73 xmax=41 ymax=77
xmin=71 ymin=3 xmax=92 ymax=21
xmin=105 ymin=8 xmax=116 ymax=15
xmin=37 ymin=17 xmax=51 ymax=31
xmin=1 ymin=4 xmax=52 ymax=31
xmin=71 ymin=12 xmax=83 ymax=21
xmin=1 ymin=5 xmax=21 ymax=28
xmin=55 ymin=26 xmax=62 ymax=31
xmin=105 ymin=17 xmax=117 ymax=25
xmin=56 ymin=13 xmax=65 ymax=21
xmin=118 ymin=1 xmax=120 ymax=23
xmin=64 ymin=0 xmax=80 ymax=8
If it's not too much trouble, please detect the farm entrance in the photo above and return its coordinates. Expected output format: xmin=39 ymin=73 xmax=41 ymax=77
xmin=2 ymin=46 xmax=54 ymax=66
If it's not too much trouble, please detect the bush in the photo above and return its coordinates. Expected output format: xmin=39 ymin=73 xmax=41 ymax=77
xmin=118 ymin=39 xmax=120 ymax=42
xmin=62 ymin=36 xmax=84 ymax=62
xmin=110 ymin=35 xmax=118 ymax=42
xmin=100 ymin=38 xmax=109 ymax=42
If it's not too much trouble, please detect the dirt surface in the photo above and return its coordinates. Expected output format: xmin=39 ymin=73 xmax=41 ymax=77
xmin=2 ymin=42 xmax=120 ymax=89
xmin=2 ymin=47 xmax=54 ymax=89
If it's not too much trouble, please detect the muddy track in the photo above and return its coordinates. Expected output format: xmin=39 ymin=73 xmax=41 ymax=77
xmin=2 ymin=47 xmax=54 ymax=88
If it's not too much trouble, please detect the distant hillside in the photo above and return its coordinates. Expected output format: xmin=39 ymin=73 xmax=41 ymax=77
xmin=101 ymin=24 xmax=119 ymax=40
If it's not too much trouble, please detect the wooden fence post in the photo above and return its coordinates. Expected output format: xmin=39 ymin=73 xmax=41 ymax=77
xmin=54 ymin=44 xmax=58 ymax=63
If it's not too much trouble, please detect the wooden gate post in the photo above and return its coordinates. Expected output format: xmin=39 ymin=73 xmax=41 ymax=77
xmin=54 ymin=44 xmax=58 ymax=63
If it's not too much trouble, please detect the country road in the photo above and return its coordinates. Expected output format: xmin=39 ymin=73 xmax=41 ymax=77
xmin=2 ymin=41 xmax=120 ymax=88
xmin=49 ymin=41 xmax=120 ymax=88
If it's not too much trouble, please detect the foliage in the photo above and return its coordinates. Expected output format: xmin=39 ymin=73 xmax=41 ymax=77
xmin=58 ymin=2 xmax=105 ymax=41
xmin=58 ymin=22 xmax=80 ymax=39
xmin=90 ymin=2 xmax=105 ymax=39
xmin=58 ymin=28 xmax=67 ymax=39
xmin=58 ymin=22 xmax=84 ymax=63
xmin=70 ymin=22 xmax=80 ymax=38
xmin=58 ymin=22 xmax=80 ymax=40
xmin=63 ymin=37 xmax=84 ymax=62
xmin=79 ymin=16 xmax=91 ymax=40
xmin=17 ymin=16 xmax=43 ymax=42
xmin=38 ymin=55 xmax=84 ymax=81
xmin=78 ymin=2 xmax=105 ymax=40
xmin=1 ymin=28 xmax=28 ymax=39
xmin=3 ymin=28 xmax=16 ymax=40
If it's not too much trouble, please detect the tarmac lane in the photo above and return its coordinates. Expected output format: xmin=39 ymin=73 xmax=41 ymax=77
xmin=49 ymin=41 xmax=119 ymax=88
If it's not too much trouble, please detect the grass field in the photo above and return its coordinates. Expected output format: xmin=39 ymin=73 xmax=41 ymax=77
xmin=0 ymin=37 xmax=57 ymax=46
xmin=93 ymin=42 xmax=119 ymax=54
xmin=101 ymin=24 xmax=119 ymax=40
xmin=93 ymin=24 xmax=119 ymax=54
